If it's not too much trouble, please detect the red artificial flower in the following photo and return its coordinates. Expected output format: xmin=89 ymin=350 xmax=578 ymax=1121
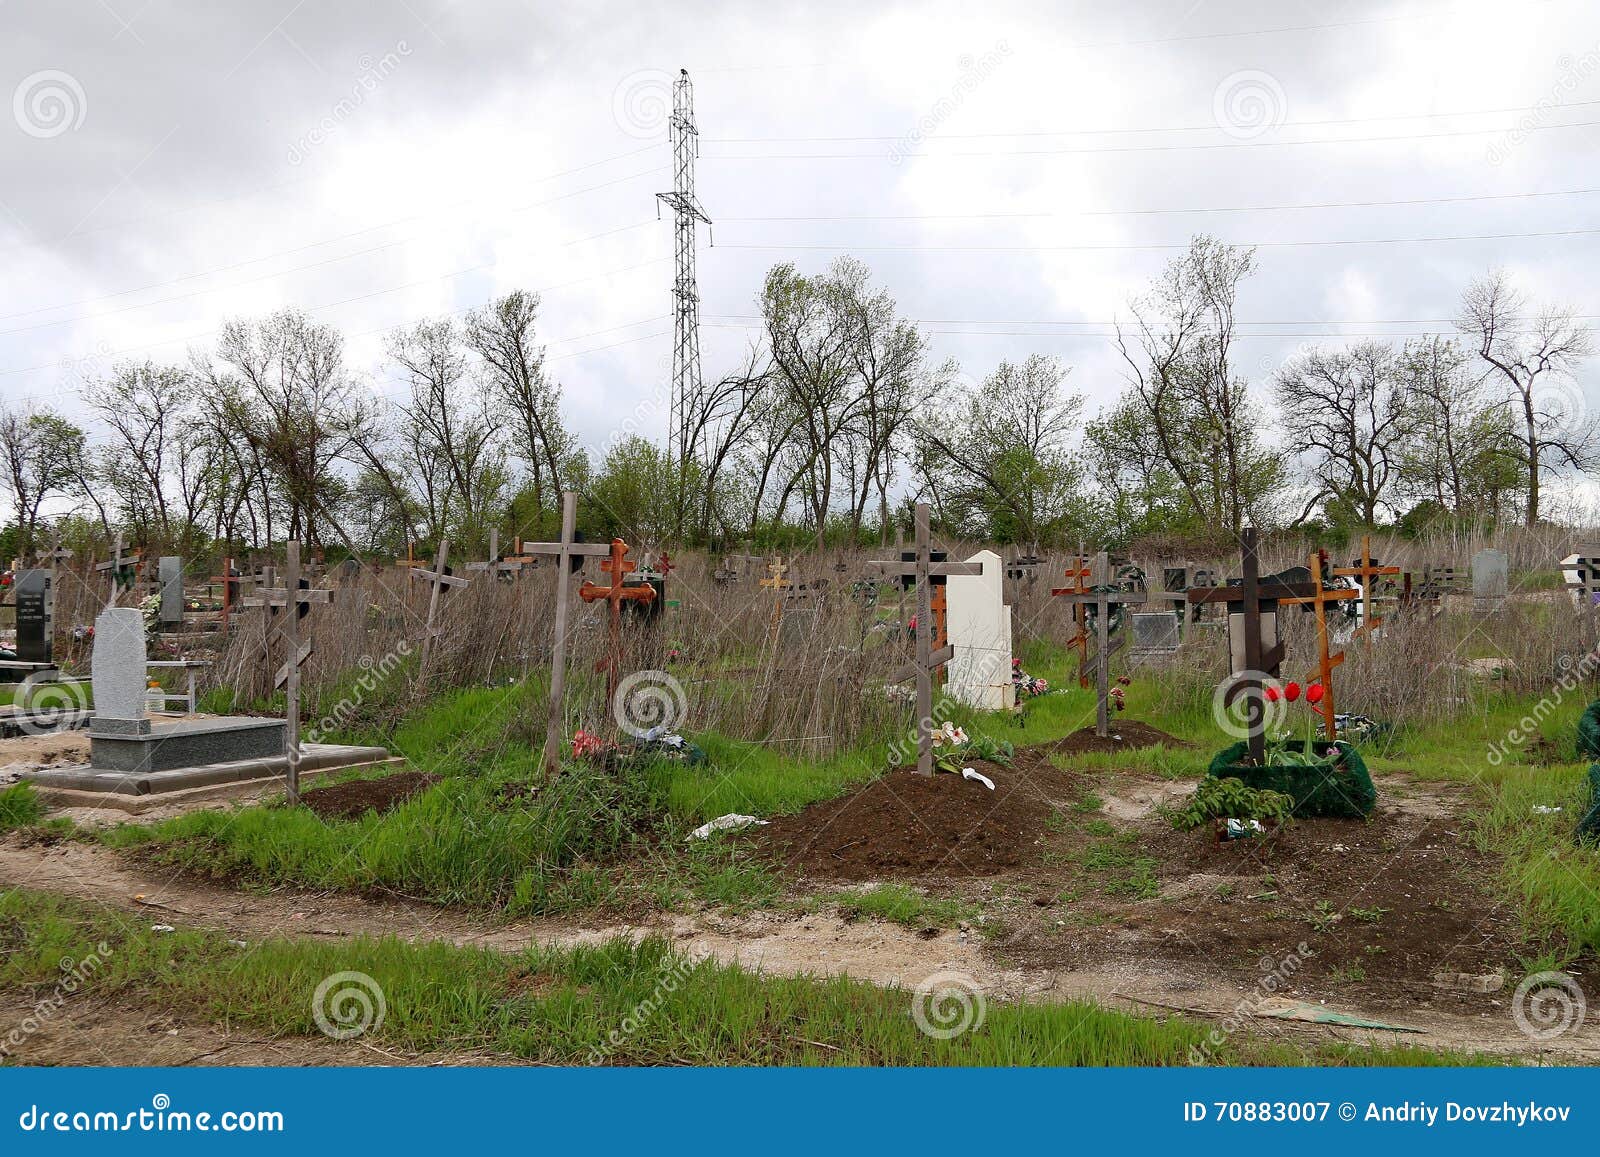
xmin=1264 ymin=685 xmax=1281 ymax=702
xmin=1306 ymin=682 xmax=1326 ymax=705
xmin=1284 ymin=681 xmax=1302 ymax=702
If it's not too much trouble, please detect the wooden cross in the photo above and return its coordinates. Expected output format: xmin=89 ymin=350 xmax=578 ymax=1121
xmin=1050 ymin=550 xmax=1095 ymax=689
xmin=1334 ymin=534 xmax=1401 ymax=642
xmin=466 ymin=529 xmax=524 ymax=581
xmin=1051 ymin=561 xmax=1148 ymax=737
xmin=1188 ymin=528 xmax=1321 ymax=764
xmin=410 ymin=540 xmax=471 ymax=687
xmin=520 ymin=492 xmax=612 ymax=777
xmin=242 ymin=541 xmax=333 ymax=802
xmin=864 ymin=503 xmax=983 ymax=776
xmin=1279 ymin=550 xmax=1359 ymax=740
xmin=760 ymin=555 xmax=793 ymax=637
xmin=93 ymin=532 xmax=142 ymax=607
xmin=578 ymin=539 xmax=657 ymax=701
xmin=209 ymin=556 xmax=240 ymax=633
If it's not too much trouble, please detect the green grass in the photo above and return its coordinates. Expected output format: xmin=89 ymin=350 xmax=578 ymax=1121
xmin=830 ymin=883 xmax=979 ymax=928
xmin=0 ymin=888 xmax=1485 ymax=1067
xmin=0 ymin=783 xmax=44 ymax=832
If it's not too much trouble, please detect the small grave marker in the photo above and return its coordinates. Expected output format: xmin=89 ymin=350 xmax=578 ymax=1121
xmin=410 ymin=541 xmax=471 ymax=688
xmin=244 ymin=541 xmax=333 ymax=801
xmin=1051 ymin=560 xmax=1148 ymax=737
xmin=1471 ymin=548 xmax=1508 ymax=614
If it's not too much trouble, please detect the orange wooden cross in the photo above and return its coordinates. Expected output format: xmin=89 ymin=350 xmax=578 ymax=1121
xmin=1050 ymin=550 xmax=1095 ymax=689
xmin=578 ymin=539 xmax=657 ymax=697
xmin=1279 ymin=550 xmax=1360 ymax=740
xmin=1334 ymin=534 xmax=1400 ymax=643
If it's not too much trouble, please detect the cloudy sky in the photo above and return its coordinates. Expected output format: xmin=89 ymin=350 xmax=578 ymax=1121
xmin=1 ymin=0 xmax=1596 ymax=480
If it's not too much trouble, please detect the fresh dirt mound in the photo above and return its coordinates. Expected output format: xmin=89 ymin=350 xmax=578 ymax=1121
xmin=754 ymin=763 xmax=1047 ymax=880
xmin=1044 ymin=720 xmax=1187 ymax=756
xmin=298 ymin=771 xmax=437 ymax=822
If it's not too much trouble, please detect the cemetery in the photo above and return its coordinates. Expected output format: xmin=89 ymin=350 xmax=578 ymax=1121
xmin=2 ymin=502 xmax=1598 ymax=1066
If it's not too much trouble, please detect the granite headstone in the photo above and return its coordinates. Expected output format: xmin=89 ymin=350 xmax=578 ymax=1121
xmin=91 ymin=607 xmax=149 ymax=734
xmin=13 ymin=568 xmax=51 ymax=664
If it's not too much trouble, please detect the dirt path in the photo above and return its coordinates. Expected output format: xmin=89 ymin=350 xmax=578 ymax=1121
xmin=4 ymin=837 xmax=1597 ymax=1066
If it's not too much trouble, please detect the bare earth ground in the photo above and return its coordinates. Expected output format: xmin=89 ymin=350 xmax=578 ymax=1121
xmin=3 ymin=758 xmax=1598 ymax=1065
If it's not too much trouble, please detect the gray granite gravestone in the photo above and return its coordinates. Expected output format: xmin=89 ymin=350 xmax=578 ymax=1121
xmin=90 ymin=607 xmax=149 ymax=734
xmin=1472 ymin=548 xmax=1508 ymax=613
xmin=1130 ymin=611 xmax=1181 ymax=658
xmin=158 ymin=555 xmax=184 ymax=627
xmin=13 ymin=569 xmax=51 ymax=664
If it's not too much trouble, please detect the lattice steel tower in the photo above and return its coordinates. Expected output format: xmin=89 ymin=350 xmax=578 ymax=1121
xmin=656 ymin=69 xmax=711 ymax=470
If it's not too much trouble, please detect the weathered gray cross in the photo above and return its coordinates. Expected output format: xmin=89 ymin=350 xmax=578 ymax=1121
xmin=93 ymin=532 xmax=141 ymax=607
xmin=518 ymin=492 xmax=612 ymax=778
xmin=1052 ymin=555 xmax=1149 ymax=737
xmin=243 ymin=541 xmax=333 ymax=802
xmin=467 ymin=529 xmax=525 ymax=581
xmin=864 ymin=502 xmax=983 ymax=776
xmin=410 ymin=540 xmax=471 ymax=687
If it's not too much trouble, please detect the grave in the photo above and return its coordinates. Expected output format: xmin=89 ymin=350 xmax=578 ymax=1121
xmin=1130 ymin=611 xmax=1181 ymax=658
xmin=1471 ymin=548 xmax=1508 ymax=613
xmin=1052 ymin=556 xmax=1148 ymax=737
xmin=1561 ymin=547 xmax=1600 ymax=611
xmin=157 ymin=555 xmax=185 ymax=627
xmin=945 ymin=549 xmax=1013 ymax=711
xmin=23 ymin=576 xmax=389 ymax=806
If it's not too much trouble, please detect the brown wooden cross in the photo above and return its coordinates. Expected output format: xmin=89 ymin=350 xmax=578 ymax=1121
xmin=410 ymin=540 xmax=471 ymax=687
xmin=519 ymin=492 xmax=613 ymax=777
xmin=209 ymin=556 xmax=240 ymax=633
xmin=1051 ymin=558 xmax=1149 ymax=738
xmin=578 ymin=539 xmax=657 ymax=701
xmin=1279 ymin=549 xmax=1359 ymax=740
xmin=760 ymin=555 xmax=793 ymax=638
xmin=864 ymin=502 xmax=983 ymax=776
xmin=243 ymin=541 xmax=333 ymax=802
xmin=1188 ymin=528 xmax=1321 ymax=763
xmin=1050 ymin=549 xmax=1095 ymax=689
xmin=1335 ymin=534 xmax=1401 ymax=643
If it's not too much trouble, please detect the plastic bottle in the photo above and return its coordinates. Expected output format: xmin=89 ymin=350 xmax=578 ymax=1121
xmin=145 ymin=680 xmax=164 ymax=713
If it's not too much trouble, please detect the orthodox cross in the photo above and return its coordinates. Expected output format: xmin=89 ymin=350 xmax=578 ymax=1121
xmin=94 ymin=533 xmax=142 ymax=607
xmin=1279 ymin=550 xmax=1359 ymax=740
xmin=760 ymin=555 xmax=793 ymax=637
xmin=1187 ymin=528 xmax=1320 ymax=764
xmin=1049 ymin=550 xmax=1095 ymax=688
xmin=1051 ymin=562 xmax=1148 ymax=737
xmin=410 ymin=540 xmax=471 ymax=687
xmin=1334 ymin=534 xmax=1400 ymax=642
xmin=520 ymin=492 xmax=613 ymax=778
xmin=578 ymin=539 xmax=657 ymax=701
xmin=243 ymin=541 xmax=333 ymax=802
xmin=864 ymin=503 xmax=983 ymax=776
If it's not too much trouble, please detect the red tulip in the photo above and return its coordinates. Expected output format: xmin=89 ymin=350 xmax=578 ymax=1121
xmin=1264 ymin=685 xmax=1281 ymax=702
xmin=1284 ymin=681 xmax=1301 ymax=702
xmin=1306 ymin=682 xmax=1326 ymax=705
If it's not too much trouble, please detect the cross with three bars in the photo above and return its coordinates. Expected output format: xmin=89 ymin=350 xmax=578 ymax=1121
xmin=1051 ymin=558 xmax=1148 ymax=737
xmin=1050 ymin=550 xmax=1094 ymax=689
xmin=864 ymin=503 xmax=983 ymax=776
xmin=1279 ymin=550 xmax=1359 ymax=740
xmin=578 ymin=538 xmax=657 ymax=701
xmin=1335 ymin=534 xmax=1401 ymax=643
xmin=518 ymin=492 xmax=612 ymax=777
xmin=243 ymin=541 xmax=333 ymax=802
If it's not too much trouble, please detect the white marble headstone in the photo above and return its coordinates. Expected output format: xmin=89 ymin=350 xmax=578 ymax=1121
xmin=92 ymin=607 xmax=148 ymax=722
xmin=945 ymin=550 xmax=1015 ymax=711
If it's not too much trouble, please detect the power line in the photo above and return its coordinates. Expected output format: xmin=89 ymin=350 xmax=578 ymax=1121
xmin=705 ymin=118 xmax=1600 ymax=160
xmin=707 ymin=97 xmax=1600 ymax=143
xmin=703 ymin=319 xmax=1600 ymax=340
xmin=721 ymin=186 xmax=1600 ymax=223
xmin=715 ymin=225 xmax=1600 ymax=254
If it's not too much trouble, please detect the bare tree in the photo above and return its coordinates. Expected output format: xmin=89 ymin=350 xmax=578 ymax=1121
xmin=0 ymin=403 xmax=84 ymax=558
xmin=1274 ymin=340 xmax=1409 ymax=527
xmin=1458 ymin=270 xmax=1595 ymax=526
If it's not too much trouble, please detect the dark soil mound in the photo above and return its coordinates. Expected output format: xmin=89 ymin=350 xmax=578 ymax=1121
xmin=1046 ymin=720 xmax=1186 ymax=756
xmin=300 ymin=770 xmax=437 ymax=822
xmin=755 ymin=763 xmax=1047 ymax=880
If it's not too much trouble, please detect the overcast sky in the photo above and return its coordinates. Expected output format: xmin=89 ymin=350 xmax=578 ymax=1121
xmin=2 ymin=0 xmax=1596 ymax=490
